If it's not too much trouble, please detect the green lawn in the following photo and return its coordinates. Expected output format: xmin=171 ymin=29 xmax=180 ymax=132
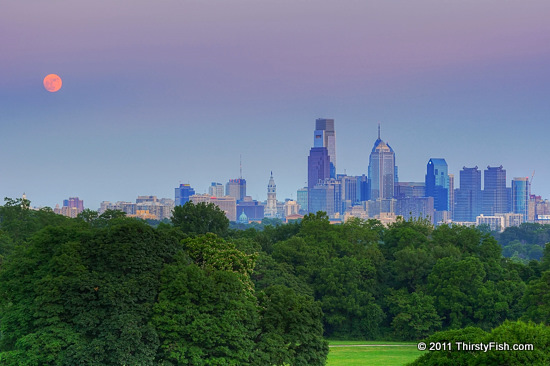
xmin=327 ymin=341 xmax=424 ymax=366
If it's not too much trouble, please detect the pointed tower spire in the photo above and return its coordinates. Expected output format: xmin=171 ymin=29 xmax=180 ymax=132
xmin=378 ymin=122 xmax=381 ymax=139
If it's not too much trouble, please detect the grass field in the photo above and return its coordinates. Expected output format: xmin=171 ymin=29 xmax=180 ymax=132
xmin=326 ymin=341 xmax=424 ymax=366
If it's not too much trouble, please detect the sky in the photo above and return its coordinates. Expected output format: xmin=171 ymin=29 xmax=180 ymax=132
xmin=2 ymin=0 xmax=550 ymax=209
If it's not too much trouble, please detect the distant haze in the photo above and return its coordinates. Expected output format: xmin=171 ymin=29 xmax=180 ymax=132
xmin=2 ymin=1 xmax=550 ymax=209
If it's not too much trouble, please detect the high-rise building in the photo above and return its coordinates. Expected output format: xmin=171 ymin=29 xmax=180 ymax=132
xmin=226 ymin=179 xmax=246 ymax=202
xmin=175 ymin=184 xmax=195 ymax=206
xmin=208 ymin=182 xmax=224 ymax=197
xmin=357 ymin=174 xmax=369 ymax=202
xmin=308 ymin=147 xmax=330 ymax=189
xmin=190 ymin=194 xmax=237 ymax=221
xmin=448 ymin=174 xmax=455 ymax=220
xmin=315 ymin=118 xmax=336 ymax=178
xmin=308 ymin=146 xmax=330 ymax=211
xmin=297 ymin=188 xmax=308 ymax=214
xmin=425 ymin=158 xmax=449 ymax=211
xmin=512 ymin=177 xmax=530 ymax=221
xmin=483 ymin=166 xmax=508 ymax=215
xmin=395 ymin=182 xmax=425 ymax=199
xmin=283 ymin=200 xmax=300 ymax=218
xmin=454 ymin=166 xmax=482 ymax=222
xmin=396 ymin=196 xmax=434 ymax=224
xmin=55 ymin=197 xmax=84 ymax=218
xmin=308 ymin=179 xmax=340 ymax=217
xmin=368 ymin=125 xmax=397 ymax=200
xmin=338 ymin=174 xmax=359 ymax=205
xmin=265 ymin=172 xmax=278 ymax=218
xmin=62 ymin=197 xmax=84 ymax=213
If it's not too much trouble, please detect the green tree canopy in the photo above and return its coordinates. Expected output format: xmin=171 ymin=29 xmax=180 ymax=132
xmin=172 ymin=202 xmax=229 ymax=237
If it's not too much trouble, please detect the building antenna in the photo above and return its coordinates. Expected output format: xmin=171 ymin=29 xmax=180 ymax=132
xmin=378 ymin=122 xmax=381 ymax=139
xmin=240 ymin=154 xmax=242 ymax=179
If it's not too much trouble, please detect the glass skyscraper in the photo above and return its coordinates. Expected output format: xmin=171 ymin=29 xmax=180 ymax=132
xmin=315 ymin=118 xmax=336 ymax=179
xmin=368 ymin=126 xmax=397 ymax=200
xmin=512 ymin=177 xmax=530 ymax=221
xmin=483 ymin=166 xmax=508 ymax=215
xmin=454 ymin=166 xmax=482 ymax=222
xmin=308 ymin=146 xmax=330 ymax=212
xmin=425 ymin=158 xmax=449 ymax=211
xmin=175 ymin=184 xmax=195 ymax=206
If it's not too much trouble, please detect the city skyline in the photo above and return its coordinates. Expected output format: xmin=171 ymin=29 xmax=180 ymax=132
xmin=2 ymin=1 xmax=550 ymax=209
xmin=6 ymin=118 xmax=549 ymax=210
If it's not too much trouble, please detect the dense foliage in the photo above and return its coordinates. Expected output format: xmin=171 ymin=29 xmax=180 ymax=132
xmin=1 ymin=198 xmax=549 ymax=364
xmin=409 ymin=321 xmax=550 ymax=365
xmin=493 ymin=223 xmax=550 ymax=262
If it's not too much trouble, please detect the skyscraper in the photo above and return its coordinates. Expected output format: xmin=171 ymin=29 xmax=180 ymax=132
xmin=454 ymin=166 xmax=482 ymax=222
xmin=308 ymin=147 xmax=330 ymax=189
xmin=63 ymin=197 xmax=84 ymax=213
xmin=297 ymin=188 xmax=308 ymax=214
xmin=226 ymin=178 xmax=246 ymax=202
xmin=448 ymin=174 xmax=455 ymax=220
xmin=368 ymin=124 xmax=397 ymax=200
xmin=425 ymin=158 xmax=449 ymax=211
xmin=308 ymin=180 xmax=341 ymax=217
xmin=265 ymin=172 xmax=278 ymax=218
xmin=512 ymin=177 xmax=530 ymax=221
xmin=315 ymin=118 xmax=336 ymax=178
xmin=483 ymin=166 xmax=508 ymax=215
xmin=208 ymin=182 xmax=224 ymax=197
xmin=175 ymin=184 xmax=195 ymax=206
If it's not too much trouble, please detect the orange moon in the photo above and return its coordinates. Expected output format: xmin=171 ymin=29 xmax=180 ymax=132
xmin=43 ymin=74 xmax=62 ymax=92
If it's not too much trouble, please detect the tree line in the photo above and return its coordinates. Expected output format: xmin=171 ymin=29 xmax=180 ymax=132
xmin=0 ymin=198 xmax=549 ymax=365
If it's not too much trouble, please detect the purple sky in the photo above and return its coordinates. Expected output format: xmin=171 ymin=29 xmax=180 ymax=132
xmin=2 ymin=1 xmax=550 ymax=209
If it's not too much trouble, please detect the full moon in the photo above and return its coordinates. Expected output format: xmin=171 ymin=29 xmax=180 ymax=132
xmin=43 ymin=74 xmax=62 ymax=92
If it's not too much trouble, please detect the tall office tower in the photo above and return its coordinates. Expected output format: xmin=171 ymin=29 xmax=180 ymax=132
xmin=512 ymin=177 xmax=530 ymax=221
xmin=368 ymin=125 xmax=397 ymax=200
xmin=425 ymin=158 xmax=449 ymax=211
xmin=297 ymin=187 xmax=308 ymax=213
xmin=265 ymin=172 xmax=278 ymax=218
xmin=454 ymin=166 xmax=482 ymax=222
xmin=338 ymin=175 xmax=358 ymax=204
xmin=208 ymin=182 xmax=224 ymax=197
xmin=357 ymin=174 xmax=370 ymax=202
xmin=308 ymin=180 xmax=341 ymax=217
xmin=448 ymin=174 xmax=455 ymax=220
xmin=315 ymin=118 xmax=336 ymax=178
xmin=483 ymin=166 xmax=508 ymax=215
xmin=175 ymin=183 xmax=195 ymax=206
xmin=308 ymin=146 xmax=330 ymax=208
xmin=226 ymin=178 xmax=246 ymax=202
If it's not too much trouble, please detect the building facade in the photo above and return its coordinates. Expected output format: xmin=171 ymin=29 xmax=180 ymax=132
xmin=265 ymin=172 xmax=278 ymax=218
xmin=315 ymin=118 xmax=336 ymax=179
xmin=175 ymin=184 xmax=195 ymax=206
xmin=208 ymin=182 xmax=224 ymax=197
xmin=190 ymin=194 xmax=237 ymax=221
xmin=483 ymin=165 xmax=508 ymax=215
xmin=226 ymin=178 xmax=246 ymax=202
xmin=512 ymin=177 xmax=530 ymax=221
xmin=454 ymin=166 xmax=482 ymax=222
xmin=425 ymin=158 xmax=449 ymax=211
xmin=368 ymin=125 xmax=397 ymax=200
